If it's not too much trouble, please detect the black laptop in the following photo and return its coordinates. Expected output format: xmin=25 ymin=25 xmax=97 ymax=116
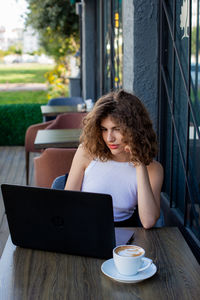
xmin=1 ymin=184 xmax=134 ymax=259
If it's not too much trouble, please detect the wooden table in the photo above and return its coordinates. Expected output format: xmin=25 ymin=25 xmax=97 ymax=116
xmin=40 ymin=105 xmax=85 ymax=117
xmin=34 ymin=129 xmax=81 ymax=149
xmin=0 ymin=227 xmax=200 ymax=299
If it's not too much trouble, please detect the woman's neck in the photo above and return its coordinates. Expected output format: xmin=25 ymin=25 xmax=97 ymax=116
xmin=111 ymin=152 xmax=131 ymax=162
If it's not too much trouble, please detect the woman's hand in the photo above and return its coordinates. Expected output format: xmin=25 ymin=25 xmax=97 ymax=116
xmin=124 ymin=145 xmax=141 ymax=166
xmin=124 ymin=145 xmax=131 ymax=153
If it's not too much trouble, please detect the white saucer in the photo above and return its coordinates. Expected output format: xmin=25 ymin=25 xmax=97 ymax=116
xmin=101 ymin=257 xmax=157 ymax=283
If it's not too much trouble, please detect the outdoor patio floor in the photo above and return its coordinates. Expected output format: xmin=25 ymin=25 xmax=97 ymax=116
xmin=0 ymin=146 xmax=38 ymax=257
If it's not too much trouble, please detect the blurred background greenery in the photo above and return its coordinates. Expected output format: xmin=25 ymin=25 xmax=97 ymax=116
xmin=0 ymin=63 xmax=52 ymax=84
xmin=0 ymin=0 xmax=79 ymax=145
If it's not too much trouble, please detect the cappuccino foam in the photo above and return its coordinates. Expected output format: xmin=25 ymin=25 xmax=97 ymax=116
xmin=115 ymin=246 xmax=144 ymax=257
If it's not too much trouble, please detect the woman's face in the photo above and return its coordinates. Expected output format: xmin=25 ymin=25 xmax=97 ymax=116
xmin=100 ymin=115 xmax=130 ymax=161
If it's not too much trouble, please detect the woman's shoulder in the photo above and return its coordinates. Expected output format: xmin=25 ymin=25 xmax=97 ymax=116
xmin=75 ymin=144 xmax=93 ymax=168
xmin=147 ymin=160 xmax=163 ymax=175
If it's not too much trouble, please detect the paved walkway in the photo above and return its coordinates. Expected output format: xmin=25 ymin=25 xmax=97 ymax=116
xmin=0 ymin=83 xmax=47 ymax=91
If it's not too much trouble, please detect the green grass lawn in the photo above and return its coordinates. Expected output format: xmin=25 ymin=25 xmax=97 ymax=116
xmin=0 ymin=63 xmax=54 ymax=83
xmin=0 ymin=63 xmax=54 ymax=104
xmin=0 ymin=91 xmax=48 ymax=104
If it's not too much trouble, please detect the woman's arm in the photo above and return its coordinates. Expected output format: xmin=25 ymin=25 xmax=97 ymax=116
xmin=136 ymin=161 xmax=164 ymax=229
xmin=65 ymin=145 xmax=91 ymax=191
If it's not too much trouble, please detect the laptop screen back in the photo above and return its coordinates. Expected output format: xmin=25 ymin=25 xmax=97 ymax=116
xmin=1 ymin=184 xmax=117 ymax=258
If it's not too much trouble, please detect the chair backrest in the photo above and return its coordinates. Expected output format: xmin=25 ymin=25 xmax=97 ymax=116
xmin=51 ymin=174 xmax=68 ymax=190
xmin=154 ymin=210 xmax=165 ymax=227
xmin=25 ymin=120 xmax=53 ymax=152
xmin=46 ymin=112 xmax=87 ymax=130
xmin=34 ymin=148 xmax=76 ymax=188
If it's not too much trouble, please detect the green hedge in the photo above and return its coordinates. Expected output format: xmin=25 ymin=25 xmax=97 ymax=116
xmin=0 ymin=104 xmax=43 ymax=145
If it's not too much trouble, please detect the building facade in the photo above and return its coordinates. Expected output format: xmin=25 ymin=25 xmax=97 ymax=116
xmin=77 ymin=0 xmax=200 ymax=261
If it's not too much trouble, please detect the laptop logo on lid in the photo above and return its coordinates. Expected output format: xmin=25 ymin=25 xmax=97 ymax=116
xmin=51 ymin=216 xmax=64 ymax=229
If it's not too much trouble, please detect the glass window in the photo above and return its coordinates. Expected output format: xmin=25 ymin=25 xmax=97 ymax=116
xmin=113 ymin=0 xmax=123 ymax=89
xmin=159 ymin=0 xmax=200 ymax=244
xmin=189 ymin=0 xmax=200 ymax=236
xmin=95 ymin=0 xmax=123 ymax=98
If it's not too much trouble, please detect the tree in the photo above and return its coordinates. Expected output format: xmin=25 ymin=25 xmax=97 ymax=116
xmin=6 ymin=44 xmax=23 ymax=55
xmin=25 ymin=0 xmax=79 ymax=61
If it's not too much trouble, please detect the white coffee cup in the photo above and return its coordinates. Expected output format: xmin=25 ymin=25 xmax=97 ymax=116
xmin=113 ymin=245 xmax=152 ymax=276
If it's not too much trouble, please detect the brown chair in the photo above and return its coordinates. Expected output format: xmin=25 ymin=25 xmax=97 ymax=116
xmin=25 ymin=120 xmax=53 ymax=185
xmin=45 ymin=112 xmax=87 ymax=130
xmin=34 ymin=148 xmax=76 ymax=188
xmin=25 ymin=112 xmax=87 ymax=185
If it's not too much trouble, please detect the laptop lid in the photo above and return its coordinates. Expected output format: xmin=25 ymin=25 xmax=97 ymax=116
xmin=1 ymin=184 xmax=134 ymax=259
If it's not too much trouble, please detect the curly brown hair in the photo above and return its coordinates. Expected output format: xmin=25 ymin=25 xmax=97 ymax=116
xmin=80 ymin=90 xmax=158 ymax=165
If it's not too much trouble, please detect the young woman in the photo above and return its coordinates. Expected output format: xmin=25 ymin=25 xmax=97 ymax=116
xmin=65 ymin=90 xmax=163 ymax=229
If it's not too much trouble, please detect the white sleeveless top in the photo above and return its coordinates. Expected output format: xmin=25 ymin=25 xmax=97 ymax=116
xmin=81 ymin=160 xmax=138 ymax=222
